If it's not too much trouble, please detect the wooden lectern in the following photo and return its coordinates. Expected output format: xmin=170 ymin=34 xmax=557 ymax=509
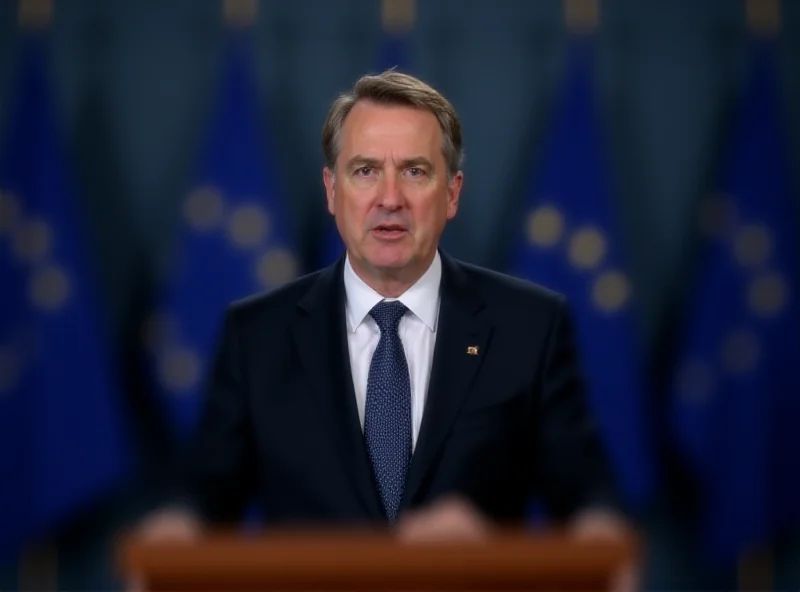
xmin=118 ymin=528 xmax=637 ymax=591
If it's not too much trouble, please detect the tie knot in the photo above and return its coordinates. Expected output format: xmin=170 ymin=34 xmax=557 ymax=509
xmin=369 ymin=300 xmax=408 ymax=333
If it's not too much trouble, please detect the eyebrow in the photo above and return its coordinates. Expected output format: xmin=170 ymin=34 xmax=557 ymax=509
xmin=398 ymin=157 xmax=435 ymax=170
xmin=344 ymin=155 xmax=435 ymax=170
xmin=344 ymin=156 xmax=382 ymax=170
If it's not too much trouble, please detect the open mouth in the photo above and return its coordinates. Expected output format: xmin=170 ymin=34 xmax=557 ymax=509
xmin=371 ymin=224 xmax=408 ymax=239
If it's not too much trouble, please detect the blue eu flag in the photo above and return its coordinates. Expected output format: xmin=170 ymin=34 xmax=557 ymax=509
xmin=147 ymin=32 xmax=297 ymax=440
xmin=0 ymin=33 xmax=130 ymax=559
xmin=377 ymin=22 xmax=411 ymax=73
xmin=669 ymin=40 xmax=800 ymax=563
xmin=509 ymin=37 xmax=656 ymax=508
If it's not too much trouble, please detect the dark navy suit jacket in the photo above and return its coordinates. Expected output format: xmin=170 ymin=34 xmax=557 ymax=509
xmin=180 ymin=251 xmax=620 ymax=526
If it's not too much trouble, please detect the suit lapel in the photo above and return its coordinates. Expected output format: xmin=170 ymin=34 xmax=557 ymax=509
xmin=402 ymin=252 xmax=493 ymax=509
xmin=290 ymin=258 xmax=384 ymax=521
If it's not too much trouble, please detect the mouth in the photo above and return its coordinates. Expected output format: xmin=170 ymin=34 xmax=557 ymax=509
xmin=370 ymin=224 xmax=409 ymax=240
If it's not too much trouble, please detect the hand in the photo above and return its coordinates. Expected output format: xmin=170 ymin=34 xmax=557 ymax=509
xmin=134 ymin=507 xmax=202 ymax=543
xmin=394 ymin=495 xmax=492 ymax=543
xmin=568 ymin=509 xmax=639 ymax=592
xmin=123 ymin=508 xmax=202 ymax=592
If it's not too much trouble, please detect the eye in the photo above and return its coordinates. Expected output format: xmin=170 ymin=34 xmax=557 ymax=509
xmin=355 ymin=166 xmax=374 ymax=177
xmin=407 ymin=167 xmax=426 ymax=177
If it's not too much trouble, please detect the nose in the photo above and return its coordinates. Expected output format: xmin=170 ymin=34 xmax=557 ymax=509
xmin=377 ymin=173 xmax=404 ymax=211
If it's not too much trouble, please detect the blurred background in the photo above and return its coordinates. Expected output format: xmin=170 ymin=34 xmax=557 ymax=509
xmin=1 ymin=0 xmax=799 ymax=589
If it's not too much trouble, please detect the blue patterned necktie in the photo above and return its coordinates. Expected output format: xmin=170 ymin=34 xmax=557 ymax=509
xmin=365 ymin=300 xmax=412 ymax=523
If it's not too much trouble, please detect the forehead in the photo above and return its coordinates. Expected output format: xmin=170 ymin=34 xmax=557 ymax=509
xmin=338 ymin=100 xmax=443 ymax=160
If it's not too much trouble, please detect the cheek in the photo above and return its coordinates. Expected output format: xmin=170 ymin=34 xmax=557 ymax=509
xmin=339 ymin=197 xmax=371 ymax=230
xmin=415 ymin=194 xmax=449 ymax=226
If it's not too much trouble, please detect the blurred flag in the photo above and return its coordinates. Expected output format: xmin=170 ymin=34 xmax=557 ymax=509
xmin=0 ymin=33 xmax=130 ymax=559
xmin=669 ymin=40 xmax=800 ymax=563
xmin=508 ymin=37 xmax=656 ymax=508
xmin=376 ymin=4 xmax=412 ymax=74
xmin=317 ymin=6 xmax=413 ymax=269
xmin=146 ymin=31 xmax=297 ymax=440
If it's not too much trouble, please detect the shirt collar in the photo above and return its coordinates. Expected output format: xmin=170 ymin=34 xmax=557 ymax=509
xmin=344 ymin=251 xmax=442 ymax=333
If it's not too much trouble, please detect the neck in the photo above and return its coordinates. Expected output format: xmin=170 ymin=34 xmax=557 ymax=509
xmin=349 ymin=253 xmax=435 ymax=299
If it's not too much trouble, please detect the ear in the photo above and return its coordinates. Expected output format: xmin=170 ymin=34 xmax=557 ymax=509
xmin=323 ymin=167 xmax=336 ymax=216
xmin=446 ymin=171 xmax=463 ymax=220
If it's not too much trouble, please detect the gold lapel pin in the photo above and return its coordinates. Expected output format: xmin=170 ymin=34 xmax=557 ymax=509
xmin=466 ymin=345 xmax=479 ymax=356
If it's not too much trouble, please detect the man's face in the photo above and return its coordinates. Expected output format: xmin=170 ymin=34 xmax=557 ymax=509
xmin=323 ymin=101 xmax=462 ymax=281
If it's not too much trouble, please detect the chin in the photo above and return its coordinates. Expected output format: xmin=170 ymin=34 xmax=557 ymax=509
xmin=370 ymin=256 xmax=412 ymax=271
xmin=367 ymin=249 xmax=413 ymax=271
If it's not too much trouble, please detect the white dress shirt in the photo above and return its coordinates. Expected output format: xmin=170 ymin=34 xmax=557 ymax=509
xmin=343 ymin=252 xmax=442 ymax=450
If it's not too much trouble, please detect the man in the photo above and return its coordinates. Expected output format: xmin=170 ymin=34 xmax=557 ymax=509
xmin=139 ymin=70 xmax=630 ymax=547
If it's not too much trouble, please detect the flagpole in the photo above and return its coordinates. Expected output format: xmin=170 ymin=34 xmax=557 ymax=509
xmin=18 ymin=540 xmax=58 ymax=592
xmin=564 ymin=0 xmax=598 ymax=35
xmin=223 ymin=0 xmax=257 ymax=29
xmin=737 ymin=546 xmax=774 ymax=592
xmin=381 ymin=0 xmax=416 ymax=38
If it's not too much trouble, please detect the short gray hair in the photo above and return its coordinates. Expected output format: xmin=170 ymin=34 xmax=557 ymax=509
xmin=321 ymin=69 xmax=463 ymax=178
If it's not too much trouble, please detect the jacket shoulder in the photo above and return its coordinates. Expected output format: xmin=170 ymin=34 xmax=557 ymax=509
xmin=226 ymin=268 xmax=325 ymax=325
